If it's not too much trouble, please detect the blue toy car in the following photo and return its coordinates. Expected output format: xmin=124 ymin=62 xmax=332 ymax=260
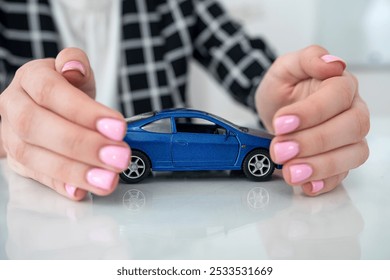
xmin=120 ymin=108 xmax=281 ymax=183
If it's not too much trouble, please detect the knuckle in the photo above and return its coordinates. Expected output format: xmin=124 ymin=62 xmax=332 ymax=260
xmin=51 ymin=179 xmax=63 ymax=193
xmin=305 ymin=98 xmax=325 ymax=124
xmin=358 ymin=139 xmax=370 ymax=166
xmin=352 ymin=106 xmax=370 ymax=140
xmin=312 ymin=130 xmax=327 ymax=152
xmin=31 ymin=69 xmax=56 ymax=105
xmin=13 ymin=109 xmax=34 ymax=140
xmin=13 ymin=64 xmax=27 ymax=80
xmin=16 ymin=59 xmax=44 ymax=81
xmin=55 ymin=160 xmax=73 ymax=180
xmin=8 ymin=140 xmax=29 ymax=165
xmin=18 ymin=60 xmax=57 ymax=105
xmin=65 ymin=132 xmax=89 ymax=157
xmin=337 ymin=81 xmax=354 ymax=110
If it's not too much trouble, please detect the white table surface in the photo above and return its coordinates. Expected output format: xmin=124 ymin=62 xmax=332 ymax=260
xmin=0 ymin=116 xmax=389 ymax=260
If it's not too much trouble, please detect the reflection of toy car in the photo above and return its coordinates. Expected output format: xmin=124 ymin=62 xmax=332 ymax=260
xmin=120 ymin=108 xmax=281 ymax=183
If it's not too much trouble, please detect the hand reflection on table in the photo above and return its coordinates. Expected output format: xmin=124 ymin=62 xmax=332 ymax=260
xmin=2 ymin=165 xmax=364 ymax=259
xmin=257 ymin=187 xmax=364 ymax=259
xmin=1 ymin=161 xmax=128 ymax=259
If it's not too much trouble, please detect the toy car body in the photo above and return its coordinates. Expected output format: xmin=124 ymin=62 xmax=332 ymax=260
xmin=121 ymin=108 xmax=281 ymax=183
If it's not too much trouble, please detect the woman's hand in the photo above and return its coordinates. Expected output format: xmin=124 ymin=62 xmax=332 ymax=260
xmin=256 ymin=45 xmax=370 ymax=196
xmin=0 ymin=48 xmax=131 ymax=200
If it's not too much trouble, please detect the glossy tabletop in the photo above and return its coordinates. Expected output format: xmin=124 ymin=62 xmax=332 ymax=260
xmin=0 ymin=116 xmax=389 ymax=260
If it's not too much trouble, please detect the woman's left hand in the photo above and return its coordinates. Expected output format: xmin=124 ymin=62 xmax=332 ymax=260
xmin=255 ymin=45 xmax=370 ymax=196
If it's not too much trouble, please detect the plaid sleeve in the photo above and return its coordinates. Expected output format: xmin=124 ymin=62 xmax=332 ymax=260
xmin=0 ymin=0 xmax=59 ymax=93
xmin=192 ymin=0 xmax=276 ymax=110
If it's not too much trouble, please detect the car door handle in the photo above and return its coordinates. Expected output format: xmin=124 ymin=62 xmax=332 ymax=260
xmin=175 ymin=140 xmax=188 ymax=146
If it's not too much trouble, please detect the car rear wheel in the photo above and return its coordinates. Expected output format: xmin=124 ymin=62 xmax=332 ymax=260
xmin=242 ymin=149 xmax=274 ymax=181
xmin=120 ymin=150 xmax=151 ymax=184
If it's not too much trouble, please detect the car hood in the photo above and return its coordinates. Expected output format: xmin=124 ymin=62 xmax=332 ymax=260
xmin=245 ymin=128 xmax=274 ymax=139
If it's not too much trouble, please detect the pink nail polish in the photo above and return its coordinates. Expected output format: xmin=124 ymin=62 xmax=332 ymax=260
xmin=311 ymin=180 xmax=324 ymax=193
xmin=274 ymin=141 xmax=299 ymax=163
xmin=87 ymin=168 xmax=116 ymax=190
xmin=96 ymin=118 xmax=125 ymax=141
xmin=99 ymin=146 xmax=130 ymax=170
xmin=65 ymin=183 xmax=77 ymax=197
xmin=320 ymin=55 xmax=346 ymax=68
xmin=274 ymin=115 xmax=300 ymax=135
xmin=61 ymin=61 xmax=86 ymax=75
xmin=289 ymin=164 xmax=313 ymax=184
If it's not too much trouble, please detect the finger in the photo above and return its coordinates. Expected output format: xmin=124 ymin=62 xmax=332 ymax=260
xmin=14 ymin=59 xmax=125 ymax=141
xmin=300 ymin=172 xmax=348 ymax=196
xmin=281 ymin=139 xmax=369 ymax=186
xmin=271 ymin=95 xmax=370 ymax=163
xmin=275 ymin=45 xmax=346 ymax=85
xmin=4 ymin=127 xmax=119 ymax=196
xmin=7 ymin=156 xmax=88 ymax=201
xmin=4 ymin=90 xmax=130 ymax=172
xmin=54 ymin=47 xmax=96 ymax=99
xmin=273 ymin=73 xmax=358 ymax=135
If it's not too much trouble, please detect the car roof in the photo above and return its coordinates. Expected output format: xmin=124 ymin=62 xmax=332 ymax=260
xmin=155 ymin=108 xmax=208 ymax=117
xmin=125 ymin=108 xmax=212 ymax=124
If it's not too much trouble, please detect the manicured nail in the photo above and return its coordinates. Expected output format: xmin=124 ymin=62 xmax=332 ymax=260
xmin=99 ymin=146 xmax=130 ymax=170
xmin=274 ymin=141 xmax=299 ymax=163
xmin=87 ymin=168 xmax=116 ymax=190
xmin=321 ymin=54 xmax=346 ymax=69
xmin=274 ymin=115 xmax=300 ymax=135
xmin=96 ymin=118 xmax=125 ymax=141
xmin=289 ymin=164 xmax=313 ymax=184
xmin=61 ymin=61 xmax=86 ymax=75
xmin=65 ymin=183 xmax=77 ymax=197
xmin=311 ymin=180 xmax=324 ymax=193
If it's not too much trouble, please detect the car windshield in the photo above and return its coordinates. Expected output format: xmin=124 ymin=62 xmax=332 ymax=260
xmin=126 ymin=111 xmax=156 ymax=123
xmin=207 ymin=112 xmax=249 ymax=132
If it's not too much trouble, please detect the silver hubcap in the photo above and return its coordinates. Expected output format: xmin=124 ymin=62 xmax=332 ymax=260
xmin=248 ymin=154 xmax=271 ymax=177
xmin=123 ymin=155 xmax=146 ymax=179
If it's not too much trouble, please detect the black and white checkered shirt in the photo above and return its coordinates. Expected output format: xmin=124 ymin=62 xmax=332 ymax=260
xmin=0 ymin=0 xmax=275 ymax=116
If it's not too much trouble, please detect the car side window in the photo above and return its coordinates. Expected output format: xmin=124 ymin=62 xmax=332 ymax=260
xmin=142 ymin=118 xmax=172 ymax=133
xmin=174 ymin=117 xmax=226 ymax=135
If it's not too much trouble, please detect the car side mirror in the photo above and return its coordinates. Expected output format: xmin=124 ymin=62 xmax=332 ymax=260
xmin=225 ymin=130 xmax=234 ymax=140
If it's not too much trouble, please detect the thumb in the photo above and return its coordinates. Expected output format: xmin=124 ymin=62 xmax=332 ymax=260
xmin=55 ymin=47 xmax=96 ymax=99
xmin=277 ymin=45 xmax=346 ymax=84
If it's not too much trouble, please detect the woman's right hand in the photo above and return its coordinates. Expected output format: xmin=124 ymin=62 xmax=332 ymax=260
xmin=0 ymin=48 xmax=131 ymax=200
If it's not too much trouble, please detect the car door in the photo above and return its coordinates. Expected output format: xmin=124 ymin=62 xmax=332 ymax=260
xmin=171 ymin=117 xmax=240 ymax=167
xmin=137 ymin=117 xmax=173 ymax=168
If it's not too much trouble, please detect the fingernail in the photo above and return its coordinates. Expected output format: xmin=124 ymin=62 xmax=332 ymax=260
xmin=289 ymin=164 xmax=313 ymax=183
xmin=65 ymin=183 xmax=77 ymax=197
xmin=321 ymin=54 xmax=346 ymax=69
xmin=99 ymin=145 xmax=130 ymax=170
xmin=311 ymin=180 xmax=324 ymax=193
xmin=274 ymin=115 xmax=300 ymax=135
xmin=61 ymin=61 xmax=86 ymax=76
xmin=87 ymin=168 xmax=116 ymax=190
xmin=96 ymin=118 xmax=126 ymax=141
xmin=274 ymin=141 xmax=299 ymax=163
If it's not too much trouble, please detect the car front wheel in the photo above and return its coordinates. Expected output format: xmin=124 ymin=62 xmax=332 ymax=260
xmin=120 ymin=150 xmax=151 ymax=184
xmin=242 ymin=149 xmax=274 ymax=181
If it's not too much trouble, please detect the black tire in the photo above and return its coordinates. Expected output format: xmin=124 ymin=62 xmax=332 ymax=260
xmin=242 ymin=149 xmax=274 ymax=181
xmin=120 ymin=150 xmax=151 ymax=184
